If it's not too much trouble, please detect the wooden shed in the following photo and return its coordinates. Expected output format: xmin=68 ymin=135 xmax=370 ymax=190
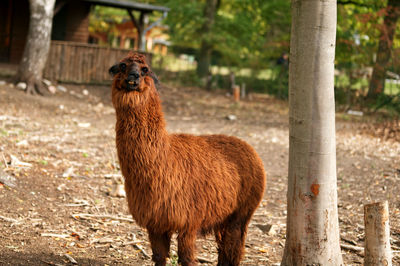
xmin=0 ymin=0 xmax=169 ymax=83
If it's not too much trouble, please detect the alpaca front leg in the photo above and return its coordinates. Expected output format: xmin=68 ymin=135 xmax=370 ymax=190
xmin=148 ymin=230 xmax=172 ymax=266
xmin=177 ymin=231 xmax=197 ymax=266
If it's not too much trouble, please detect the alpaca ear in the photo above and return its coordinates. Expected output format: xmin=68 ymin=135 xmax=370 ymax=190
xmin=109 ymin=64 xmax=120 ymax=77
xmin=150 ymin=72 xmax=159 ymax=86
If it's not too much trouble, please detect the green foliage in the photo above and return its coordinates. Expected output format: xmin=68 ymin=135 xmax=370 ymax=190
xmin=169 ymin=253 xmax=179 ymax=265
xmin=156 ymin=69 xmax=203 ymax=87
xmin=335 ymin=74 xmax=351 ymax=90
xmin=39 ymin=160 xmax=48 ymax=166
xmin=0 ymin=129 xmax=8 ymax=137
xmin=336 ymin=2 xmax=385 ymax=70
xmin=146 ymin=0 xmax=291 ymax=69
xmin=89 ymin=4 xmax=166 ymax=45
xmin=157 ymin=0 xmax=203 ymax=47
xmin=333 ymin=0 xmax=400 ymax=114
xmin=89 ymin=6 xmax=127 ymax=35
xmin=372 ymin=94 xmax=400 ymax=115
xmin=336 ymin=1 xmax=400 ymax=77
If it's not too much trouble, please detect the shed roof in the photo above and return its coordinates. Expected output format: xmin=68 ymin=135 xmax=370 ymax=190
xmin=82 ymin=0 xmax=170 ymax=13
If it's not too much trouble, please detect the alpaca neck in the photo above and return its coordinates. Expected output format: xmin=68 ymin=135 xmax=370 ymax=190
xmin=115 ymin=93 xmax=169 ymax=171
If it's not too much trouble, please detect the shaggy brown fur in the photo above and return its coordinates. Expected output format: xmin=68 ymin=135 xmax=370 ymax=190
xmin=109 ymin=52 xmax=266 ymax=266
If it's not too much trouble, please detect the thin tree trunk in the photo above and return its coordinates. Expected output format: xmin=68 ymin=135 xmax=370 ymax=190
xmin=368 ymin=0 xmax=400 ymax=98
xmin=281 ymin=0 xmax=343 ymax=265
xmin=16 ymin=0 xmax=55 ymax=95
xmin=196 ymin=0 xmax=219 ymax=79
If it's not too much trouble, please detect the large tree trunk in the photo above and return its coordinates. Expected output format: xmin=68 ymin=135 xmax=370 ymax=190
xmin=196 ymin=0 xmax=219 ymax=79
xmin=368 ymin=0 xmax=400 ymax=98
xmin=281 ymin=0 xmax=343 ymax=265
xmin=16 ymin=0 xmax=55 ymax=95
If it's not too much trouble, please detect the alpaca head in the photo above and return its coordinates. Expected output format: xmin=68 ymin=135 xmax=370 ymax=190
xmin=109 ymin=52 xmax=158 ymax=108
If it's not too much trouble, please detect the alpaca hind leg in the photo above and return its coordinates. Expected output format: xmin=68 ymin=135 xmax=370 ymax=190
xmin=214 ymin=227 xmax=225 ymax=264
xmin=217 ymin=213 xmax=251 ymax=266
xmin=177 ymin=230 xmax=197 ymax=266
xmin=148 ymin=230 xmax=172 ymax=266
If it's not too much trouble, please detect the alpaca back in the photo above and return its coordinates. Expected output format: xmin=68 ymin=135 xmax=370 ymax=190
xmin=201 ymin=135 xmax=266 ymax=214
xmin=150 ymin=133 xmax=266 ymax=233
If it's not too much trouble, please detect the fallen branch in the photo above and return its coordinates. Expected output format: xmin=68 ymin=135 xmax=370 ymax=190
xmin=197 ymin=256 xmax=214 ymax=264
xmin=71 ymin=213 xmax=134 ymax=223
xmin=90 ymin=238 xmax=114 ymax=244
xmin=10 ymin=154 xmax=32 ymax=168
xmin=341 ymin=243 xmax=364 ymax=253
xmin=123 ymin=240 xmax=142 ymax=246
xmin=65 ymin=200 xmax=90 ymax=207
xmin=341 ymin=236 xmax=358 ymax=246
xmin=41 ymin=233 xmax=70 ymax=238
xmin=133 ymin=244 xmax=151 ymax=259
xmin=65 ymin=203 xmax=89 ymax=207
xmin=40 ymin=260 xmax=56 ymax=265
xmin=64 ymin=254 xmax=78 ymax=264
xmin=0 ymin=215 xmax=20 ymax=224
xmin=1 ymin=153 xmax=8 ymax=169
xmin=0 ymin=168 xmax=16 ymax=188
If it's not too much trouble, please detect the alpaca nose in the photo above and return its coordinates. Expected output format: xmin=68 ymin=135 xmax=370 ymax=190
xmin=128 ymin=71 xmax=140 ymax=81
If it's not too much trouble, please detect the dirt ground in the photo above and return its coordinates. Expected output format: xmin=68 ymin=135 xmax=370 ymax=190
xmin=0 ymin=81 xmax=399 ymax=265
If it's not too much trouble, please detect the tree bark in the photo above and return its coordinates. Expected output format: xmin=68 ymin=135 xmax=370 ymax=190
xmin=15 ymin=0 xmax=56 ymax=95
xmin=364 ymin=201 xmax=392 ymax=266
xmin=281 ymin=0 xmax=343 ymax=265
xmin=196 ymin=0 xmax=219 ymax=79
xmin=368 ymin=0 xmax=400 ymax=98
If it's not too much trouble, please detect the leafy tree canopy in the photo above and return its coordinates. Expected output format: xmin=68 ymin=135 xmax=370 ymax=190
xmin=91 ymin=0 xmax=400 ymax=75
xmin=155 ymin=0 xmax=291 ymax=69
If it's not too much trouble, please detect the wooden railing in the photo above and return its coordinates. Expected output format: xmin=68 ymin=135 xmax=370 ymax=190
xmin=44 ymin=41 xmax=152 ymax=83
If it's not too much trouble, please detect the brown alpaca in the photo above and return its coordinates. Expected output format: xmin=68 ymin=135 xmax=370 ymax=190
xmin=109 ymin=52 xmax=266 ymax=266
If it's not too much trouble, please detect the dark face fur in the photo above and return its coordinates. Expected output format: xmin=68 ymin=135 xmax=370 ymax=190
xmin=109 ymin=53 xmax=160 ymax=109
xmin=109 ymin=55 xmax=158 ymax=93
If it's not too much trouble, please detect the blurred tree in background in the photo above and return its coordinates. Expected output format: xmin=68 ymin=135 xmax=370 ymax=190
xmin=336 ymin=0 xmax=400 ymax=113
xmin=368 ymin=0 xmax=400 ymax=98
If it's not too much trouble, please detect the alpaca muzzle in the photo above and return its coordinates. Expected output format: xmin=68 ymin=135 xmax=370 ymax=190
xmin=125 ymin=72 xmax=140 ymax=91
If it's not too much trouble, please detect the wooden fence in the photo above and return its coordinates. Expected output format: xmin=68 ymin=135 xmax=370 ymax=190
xmin=44 ymin=41 xmax=152 ymax=84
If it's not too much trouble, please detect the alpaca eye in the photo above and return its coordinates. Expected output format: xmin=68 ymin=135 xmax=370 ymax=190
xmin=141 ymin=67 xmax=148 ymax=74
xmin=119 ymin=63 xmax=126 ymax=72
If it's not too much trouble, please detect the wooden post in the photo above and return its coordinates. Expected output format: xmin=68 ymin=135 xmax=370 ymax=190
xmin=364 ymin=201 xmax=392 ymax=266
xmin=127 ymin=9 xmax=145 ymax=51
xmin=120 ymin=33 xmax=126 ymax=49
xmin=205 ymin=72 xmax=213 ymax=91
xmin=229 ymin=71 xmax=235 ymax=90
xmin=138 ymin=12 xmax=148 ymax=51
xmin=240 ymin=83 xmax=246 ymax=99
xmin=233 ymin=85 xmax=240 ymax=102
